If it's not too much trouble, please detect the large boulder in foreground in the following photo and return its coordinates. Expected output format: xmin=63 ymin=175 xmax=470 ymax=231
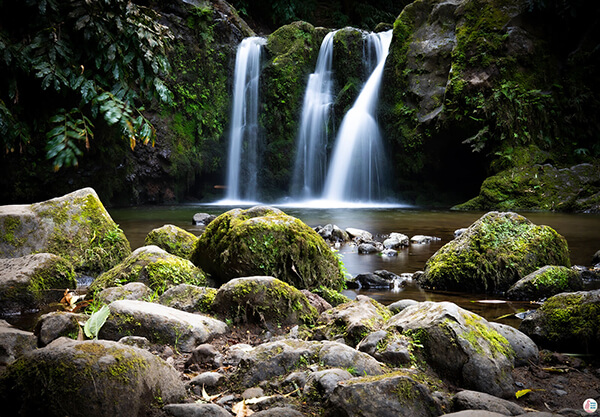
xmin=385 ymin=301 xmax=515 ymax=398
xmin=418 ymin=212 xmax=570 ymax=293
xmin=0 ymin=338 xmax=185 ymax=416
xmin=191 ymin=206 xmax=345 ymax=290
xmin=0 ymin=253 xmax=77 ymax=315
xmin=88 ymin=245 xmax=208 ymax=296
xmin=0 ymin=188 xmax=130 ymax=275
xmin=144 ymin=224 xmax=198 ymax=259
xmin=519 ymin=289 xmax=600 ymax=353
xmin=212 ymin=276 xmax=318 ymax=327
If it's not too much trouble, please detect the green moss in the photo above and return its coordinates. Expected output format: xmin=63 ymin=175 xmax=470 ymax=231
xmin=0 ymin=216 xmax=23 ymax=246
xmin=311 ymin=285 xmax=351 ymax=307
xmin=462 ymin=313 xmax=514 ymax=359
xmin=420 ymin=212 xmax=570 ymax=292
xmin=28 ymin=255 xmax=77 ymax=301
xmin=34 ymin=192 xmax=131 ymax=276
xmin=144 ymin=225 xmax=198 ymax=259
xmin=192 ymin=207 xmax=345 ymax=290
xmin=536 ymin=292 xmax=599 ymax=348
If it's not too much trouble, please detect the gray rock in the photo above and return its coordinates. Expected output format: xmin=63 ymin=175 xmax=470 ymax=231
xmin=242 ymin=386 xmax=264 ymax=399
xmin=34 ymin=311 xmax=86 ymax=347
xmin=0 ymin=338 xmax=185 ymax=416
xmin=385 ymin=301 xmax=515 ymax=398
xmin=442 ymin=412 xmax=513 ymax=417
xmin=317 ymin=295 xmax=391 ymax=346
xmin=354 ymin=273 xmax=392 ymax=289
xmin=388 ymin=299 xmax=419 ymax=314
xmin=357 ymin=329 xmax=411 ymax=366
xmin=222 ymin=343 xmax=253 ymax=367
xmin=452 ymin=390 xmax=526 ymax=415
xmin=159 ymin=284 xmax=216 ymax=313
xmin=0 ymin=253 xmax=77 ymax=315
xmin=0 ymin=188 xmax=130 ymax=275
xmin=358 ymin=243 xmax=380 ymax=254
xmin=454 ymin=228 xmax=468 ymax=238
xmin=100 ymin=300 xmax=228 ymax=352
xmin=186 ymin=343 xmax=223 ymax=369
xmin=117 ymin=336 xmax=151 ymax=349
xmin=411 ymin=235 xmax=438 ymax=244
xmin=233 ymin=339 xmax=383 ymax=388
xmin=383 ymin=232 xmax=409 ymax=249
xmin=506 ymin=266 xmax=583 ymax=301
xmin=381 ymin=248 xmax=398 ymax=256
xmin=192 ymin=213 xmax=217 ymax=226
xmin=305 ymin=368 xmax=353 ymax=397
xmin=346 ymin=227 xmax=373 ymax=241
xmin=319 ymin=341 xmax=384 ymax=376
xmin=328 ymin=373 xmax=441 ymax=417
xmin=0 ymin=319 xmax=36 ymax=366
xmin=96 ymin=282 xmax=152 ymax=304
xmin=299 ymin=289 xmax=331 ymax=314
xmin=489 ymin=322 xmax=538 ymax=367
xmin=187 ymin=372 xmax=224 ymax=390
xmin=164 ymin=403 xmax=230 ymax=417
xmin=593 ymin=249 xmax=600 ymax=266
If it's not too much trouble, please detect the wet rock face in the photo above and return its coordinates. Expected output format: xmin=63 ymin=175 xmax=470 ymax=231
xmin=0 ymin=338 xmax=185 ymax=417
xmin=385 ymin=301 xmax=516 ymax=398
xmin=418 ymin=211 xmax=570 ymax=293
xmin=190 ymin=206 xmax=345 ymax=290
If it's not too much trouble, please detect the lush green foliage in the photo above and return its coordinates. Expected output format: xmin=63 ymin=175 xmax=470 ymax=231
xmin=0 ymin=0 xmax=173 ymax=170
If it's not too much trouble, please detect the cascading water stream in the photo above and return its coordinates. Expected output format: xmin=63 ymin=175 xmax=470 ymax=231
xmin=290 ymin=31 xmax=336 ymax=199
xmin=322 ymin=30 xmax=393 ymax=203
xmin=223 ymin=37 xmax=266 ymax=203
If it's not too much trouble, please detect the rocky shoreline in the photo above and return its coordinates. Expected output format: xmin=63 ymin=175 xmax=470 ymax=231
xmin=1 ymin=188 xmax=599 ymax=416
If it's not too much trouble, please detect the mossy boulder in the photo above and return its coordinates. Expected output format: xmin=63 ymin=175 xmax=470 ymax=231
xmin=418 ymin=211 xmax=570 ymax=293
xmin=191 ymin=206 xmax=345 ymax=290
xmin=0 ymin=338 xmax=185 ymax=416
xmin=0 ymin=188 xmax=130 ymax=275
xmin=158 ymin=284 xmax=217 ymax=314
xmin=96 ymin=282 xmax=153 ymax=304
xmin=211 ymin=276 xmax=318 ymax=327
xmin=88 ymin=245 xmax=208 ymax=296
xmin=519 ymin=289 xmax=600 ymax=353
xmin=0 ymin=320 xmax=37 ymax=367
xmin=454 ymin=163 xmax=600 ymax=212
xmin=385 ymin=301 xmax=515 ymax=398
xmin=316 ymin=295 xmax=393 ymax=346
xmin=34 ymin=311 xmax=87 ymax=347
xmin=144 ymin=224 xmax=198 ymax=259
xmin=506 ymin=265 xmax=583 ymax=301
xmin=0 ymin=253 xmax=77 ymax=315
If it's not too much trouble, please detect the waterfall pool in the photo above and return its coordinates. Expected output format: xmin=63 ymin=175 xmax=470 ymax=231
xmin=110 ymin=205 xmax=600 ymax=328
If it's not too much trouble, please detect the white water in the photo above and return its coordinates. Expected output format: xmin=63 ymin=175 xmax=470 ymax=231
xmin=291 ymin=31 xmax=336 ymax=199
xmin=322 ymin=30 xmax=393 ymax=203
xmin=223 ymin=37 xmax=266 ymax=202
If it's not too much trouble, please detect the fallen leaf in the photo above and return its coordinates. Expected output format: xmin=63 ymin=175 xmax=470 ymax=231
xmin=232 ymin=400 xmax=254 ymax=416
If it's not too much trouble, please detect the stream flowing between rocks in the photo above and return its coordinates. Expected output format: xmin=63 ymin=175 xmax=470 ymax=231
xmin=110 ymin=205 xmax=600 ymax=329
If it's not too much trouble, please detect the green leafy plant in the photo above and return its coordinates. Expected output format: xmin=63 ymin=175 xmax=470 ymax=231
xmin=84 ymin=304 xmax=111 ymax=340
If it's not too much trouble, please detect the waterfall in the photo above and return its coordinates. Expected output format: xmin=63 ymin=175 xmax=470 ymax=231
xmin=322 ymin=29 xmax=393 ymax=203
xmin=290 ymin=31 xmax=336 ymax=199
xmin=224 ymin=37 xmax=266 ymax=203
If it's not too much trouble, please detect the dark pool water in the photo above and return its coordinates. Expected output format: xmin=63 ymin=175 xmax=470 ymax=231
xmin=109 ymin=204 xmax=600 ymax=327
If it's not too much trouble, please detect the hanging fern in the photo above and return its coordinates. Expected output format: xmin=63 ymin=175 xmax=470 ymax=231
xmin=0 ymin=0 xmax=173 ymax=169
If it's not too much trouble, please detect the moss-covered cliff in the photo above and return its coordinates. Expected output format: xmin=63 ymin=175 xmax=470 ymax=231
xmin=381 ymin=0 xmax=600 ymax=209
